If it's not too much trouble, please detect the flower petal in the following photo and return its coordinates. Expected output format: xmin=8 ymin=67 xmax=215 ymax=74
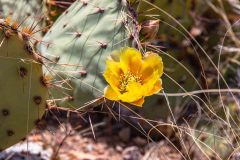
xmin=130 ymin=97 xmax=145 ymax=107
xmin=142 ymin=52 xmax=163 ymax=79
xmin=145 ymin=79 xmax=162 ymax=96
xmin=103 ymin=68 xmax=120 ymax=93
xmin=106 ymin=58 xmax=123 ymax=77
xmin=104 ymin=86 xmax=120 ymax=101
xmin=141 ymin=70 xmax=160 ymax=95
xmin=118 ymin=82 xmax=143 ymax=103
xmin=120 ymin=48 xmax=143 ymax=74
xmin=145 ymin=52 xmax=163 ymax=71
xmin=140 ymin=65 xmax=154 ymax=83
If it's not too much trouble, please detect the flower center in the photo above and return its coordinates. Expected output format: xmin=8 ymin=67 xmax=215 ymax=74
xmin=119 ymin=71 xmax=141 ymax=93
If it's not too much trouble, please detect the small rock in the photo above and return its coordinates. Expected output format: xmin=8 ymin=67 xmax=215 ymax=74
xmin=122 ymin=146 xmax=142 ymax=160
xmin=116 ymin=145 xmax=123 ymax=152
xmin=133 ymin=137 xmax=147 ymax=146
xmin=85 ymin=144 xmax=94 ymax=152
xmin=118 ymin=127 xmax=131 ymax=142
xmin=231 ymin=152 xmax=240 ymax=160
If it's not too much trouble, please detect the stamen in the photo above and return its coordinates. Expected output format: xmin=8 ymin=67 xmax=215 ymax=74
xmin=119 ymin=71 xmax=141 ymax=93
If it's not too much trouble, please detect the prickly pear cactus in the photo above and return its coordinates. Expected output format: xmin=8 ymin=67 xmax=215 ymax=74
xmin=0 ymin=19 xmax=48 ymax=150
xmin=0 ymin=0 xmax=44 ymax=37
xmin=39 ymin=0 xmax=136 ymax=108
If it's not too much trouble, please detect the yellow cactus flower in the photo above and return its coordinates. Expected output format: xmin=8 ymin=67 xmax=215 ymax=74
xmin=103 ymin=48 xmax=163 ymax=107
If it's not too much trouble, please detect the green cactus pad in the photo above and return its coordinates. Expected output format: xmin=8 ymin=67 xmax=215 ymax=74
xmin=0 ymin=21 xmax=48 ymax=150
xmin=39 ymin=0 xmax=135 ymax=108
